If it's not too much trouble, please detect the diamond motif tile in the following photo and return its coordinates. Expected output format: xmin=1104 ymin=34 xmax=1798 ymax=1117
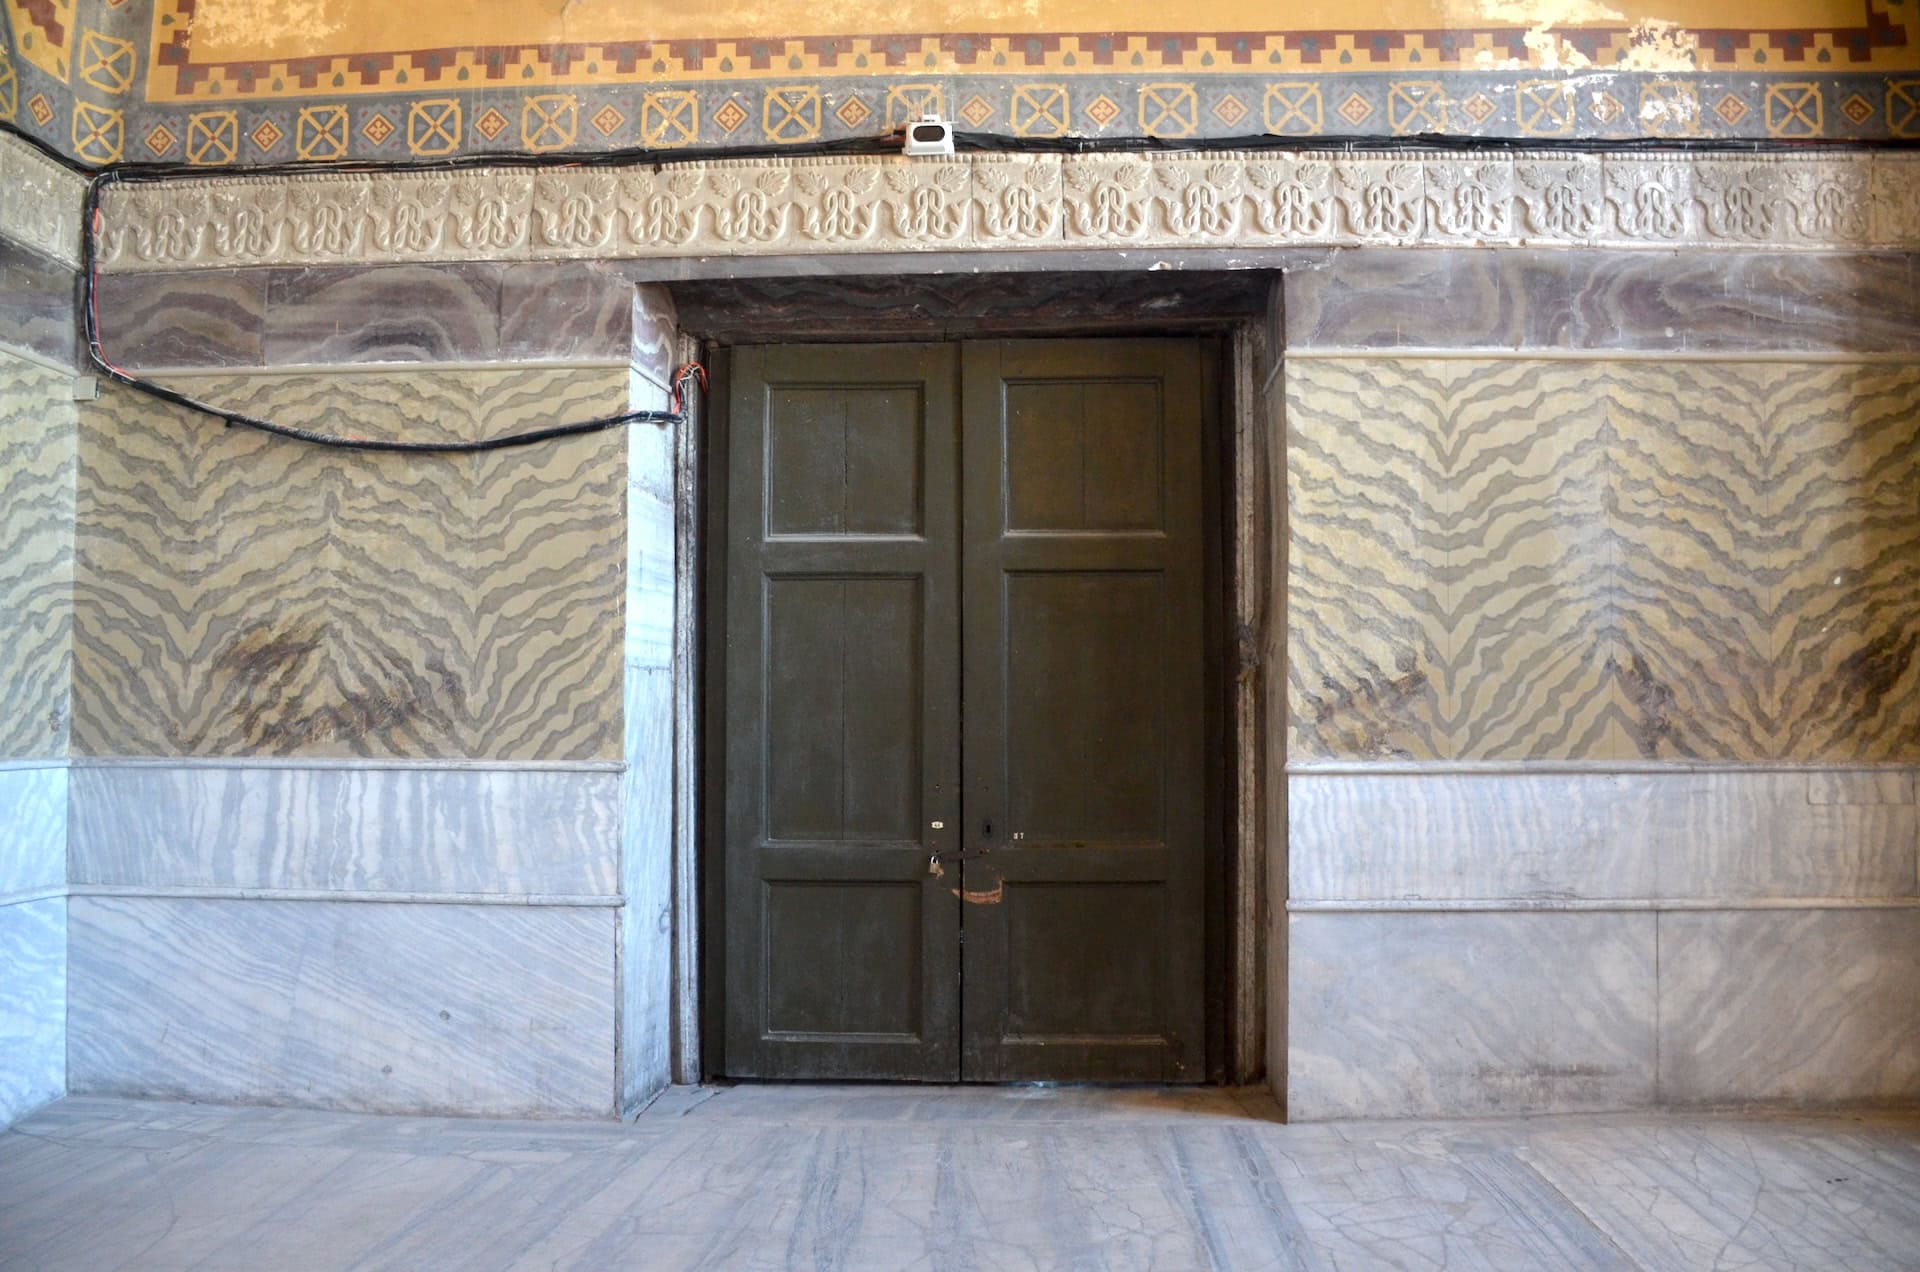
xmin=1461 ymin=93 xmax=1496 ymax=124
xmin=1590 ymin=91 xmax=1625 ymax=124
xmin=1715 ymin=93 xmax=1751 ymax=126
xmin=1212 ymin=93 xmax=1249 ymax=127
xmin=591 ymin=104 xmax=625 ymax=136
xmin=1893 ymin=81 xmax=1920 ymax=139
xmin=714 ymin=98 xmax=748 ymax=133
xmin=834 ymin=95 xmax=872 ymax=129
xmin=958 ymin=95 xmax=994 ymax=128
xmin=249 ymin=119 xmax=284 ymax=152
xmin=28 ymin=94 xmax=52 ymax=126
xmin=1336 ymin=92 xmax=1373 ymax=126
xmin=1840 ymin=93 xmax=1874 ymax=125
xmin=362 ymin=112 xmax=396 ymax=145
xmin=143 ymin=123 xmax=177 ymax=157
xmin=1085 ymin=94 xmax=1121 ymax=126
xmin=474 ymin=107 xmax=509 ymax=140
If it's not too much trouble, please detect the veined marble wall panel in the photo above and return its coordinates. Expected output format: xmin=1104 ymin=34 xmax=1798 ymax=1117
xmin=1287 ymin=911 xmax=1657 ymax=1120
xmin=1658 ymin=909 xmax=1920 ymax=1107
xmin=621 ymin=666 xmax=674 ymax=1112
xmin=1289 ymin=770 xmax=1919 ymax=903
xmin=67 ymin=764 xmax=620 ymax=896
xmin=67 ymin=896 xmax=616 ymax=1117
xmin=0 ymin=898 xmax=66 ymax=1128
xmin=70 ymin=367 xmax=629 ymax=760
xmin=0 ymin=765 xmax=67 ymax=898
xmin=1284 ymin=251 xmax=1920 ymax=356
xmin=619 ymin=409 xmax=677 ymax=1112
xmin=0 ymin=243 xmax=81 ymax=370
xmin=0 ymin=351 xmax=76 ymax=760
xmin=1287 ymin=357 xmax=1920 ymax=763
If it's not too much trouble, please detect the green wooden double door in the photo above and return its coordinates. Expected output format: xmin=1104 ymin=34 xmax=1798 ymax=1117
xmin=719 ymin=338 xmax=1211 ymax=1082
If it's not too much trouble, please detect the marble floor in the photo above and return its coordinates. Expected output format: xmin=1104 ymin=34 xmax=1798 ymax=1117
xmin=1 ymin=1088 xmax=1917 ymax=1271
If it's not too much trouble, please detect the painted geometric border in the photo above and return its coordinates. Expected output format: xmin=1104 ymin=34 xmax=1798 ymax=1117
xmin=143 ymin=0 xmax=1919 ymax=102
xmin=5 ymin=1 xmax=1920 ymax=167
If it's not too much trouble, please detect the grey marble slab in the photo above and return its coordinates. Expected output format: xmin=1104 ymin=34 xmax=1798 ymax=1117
xmin=91 ymin=268 xmax=267 ymax=371
xmin=0 ymin=243 xmax=79 ymax=370
xmin=0 ymin=764 xmax=65 ymax=897
xmin=0 ymin=898 xmax=64 ymax=1128
xmin=1289 ymin=768 xmax=1919 ymax=903
xmin=66 ymin=896 xmax=617 ymax=1118
xmin=1657 ymin=908 xmax=1920 ymax=1108
xmin=8 ymin=1093 xmax=1919 ymax=1272
xmin=67 ymin=763 xmax=620 ymax=896
xmin=620 ymin=666 xmax=675 ymax=1115
xmin=498 ymin=262 xmax=636 ymax=364
xmin=98 ymin=260 xmax=654 ymax=372
xmin=626 ymin=425 xmax=676 ymax=671
xmin=262 ymin=264 xmax=506 ymax=366
xmin=1285 ymin=249 xmax=1920 ymax=354
xmin=1288 ymin=910 xmax=1658 ymax=1120
xmin=630 ymin=283 xmax=679 ymax=392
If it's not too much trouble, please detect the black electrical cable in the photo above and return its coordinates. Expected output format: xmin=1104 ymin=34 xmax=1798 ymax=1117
xmin=8 ymin=112 xmax=1916 ymax=454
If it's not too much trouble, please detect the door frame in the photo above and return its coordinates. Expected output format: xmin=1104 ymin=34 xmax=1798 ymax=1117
xmin=686 ymin=312 xmax=1271 ymax=1086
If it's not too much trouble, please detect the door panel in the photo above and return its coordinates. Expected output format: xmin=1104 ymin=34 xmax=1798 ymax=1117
xmin=718 ymin=336 xmax=1209 ymax=1083
xmin=959 ymin=339 xmax=1209 ymax=1082
xmin=722 ymin=343 xmax=961 ymax=1080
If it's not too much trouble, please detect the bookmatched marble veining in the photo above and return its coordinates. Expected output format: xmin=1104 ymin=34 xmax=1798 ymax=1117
xmin=0 ymin=351 xmax=76 ymax=762
xmin=66 ymin=897 xmax=617 ymax=1117
xmin=1287 ymin=911 xmax=1658 ymax=1120
xmin=1658 ymin=909 xmax=1920 ymax=1108
xmin=71 ymin=368 xmax=631 ymax=760
xmin=1287 ymin=357 xmax=1920 ymax=763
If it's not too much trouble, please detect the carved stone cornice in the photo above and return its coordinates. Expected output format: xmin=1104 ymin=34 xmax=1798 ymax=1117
xmin=0 ymin=134 xmax=87 ymax=269
xmin=91 ymin=149 xmax=1920 ymax=273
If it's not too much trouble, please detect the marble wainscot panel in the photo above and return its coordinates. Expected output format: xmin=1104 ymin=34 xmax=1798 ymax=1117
xmin=67 ymin=897 xmax=617 ymax=1117
xmin=1287 ymin=911 xmax=1658 ymax=1120
xmin=1289 ymin=769 xmax=1919 ymax=903
xmin=67 ymin=762 xmax=621 ymax=897
xmin=1658 ymin=909 xmax=1920 ymax=1108
xmin=0 ymin=764 xmax=67 ymax=1129
xmin=0 ymin=764 xmax=67 ymax=900
xmin=0 ymin=897 xmax=66 ymax=1128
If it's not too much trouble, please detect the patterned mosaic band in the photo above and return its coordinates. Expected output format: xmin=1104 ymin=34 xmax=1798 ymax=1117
xmin=7 ymin=72 xmax=1920 ymax=168
xmin=92 ymin=149 xmax=1920 ymax=272
xmin=5 ymin=0 xmax=1920 ymax=164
